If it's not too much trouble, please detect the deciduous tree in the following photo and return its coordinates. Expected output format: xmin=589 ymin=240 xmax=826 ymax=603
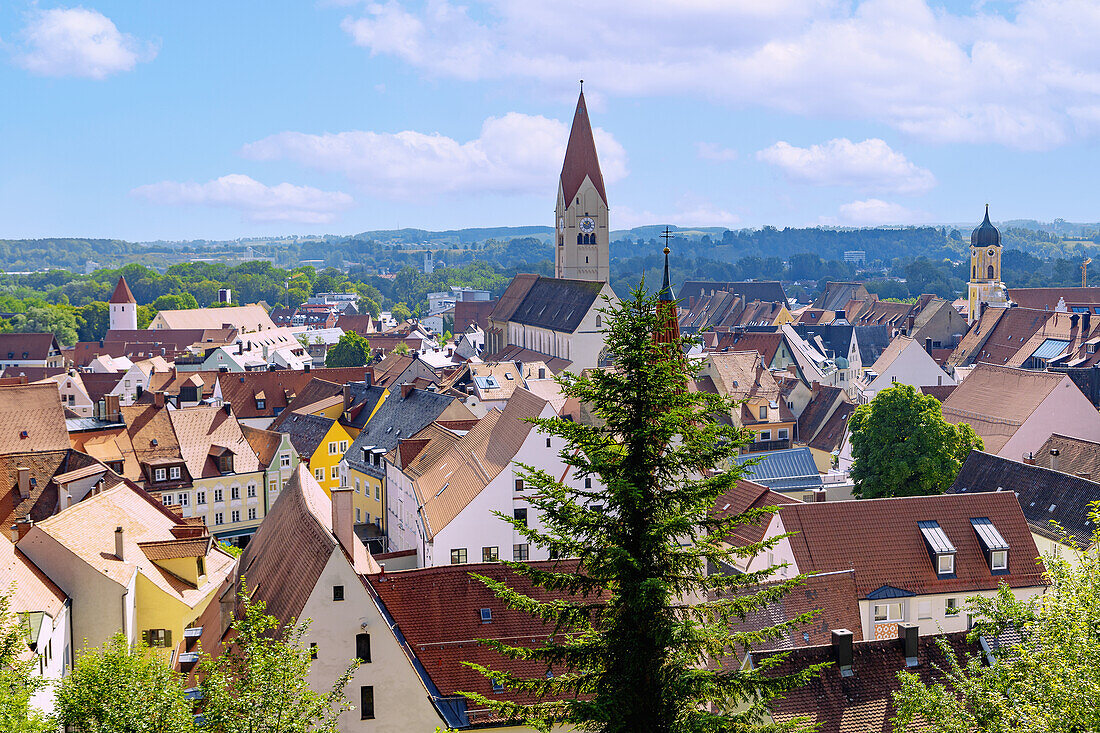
xmin=325 ymin=331 xmax=371 ymax=368
xmin=0 ymin=592 xmax=53 ymax=733
xmin=848 ymin=384 xmax=982 ymax=499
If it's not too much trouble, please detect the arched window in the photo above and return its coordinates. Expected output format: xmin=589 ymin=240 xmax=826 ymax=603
xmin=577 ymin=233 xmax=583 ymax=245
xmin=987 ymin=264 xmax=995 ymax=279
xmin=972 ymin=265 xmax=976 ymax=279
xmin=595 ymin=315 xmax=602 ymax=328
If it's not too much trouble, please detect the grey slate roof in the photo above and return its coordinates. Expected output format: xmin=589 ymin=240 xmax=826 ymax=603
xmin=345 ymin=387 xmax=458 ymax=475
xmin=735 ymin=447 xmax=823 ymax=492
xmin=854 ymin=325 xmax=894 ymax=366
xmin=277 ymin=413 xmax=335 ymax=459
xmin=507 ymin=277 xmax=604 ymax=332
xmin=791 ymin=324 xmax=855 ymax=362
xmin=949 ymin=449 xmax=1100 ymax=549
xmin=679 ymin=281 xmax=787 ymax=305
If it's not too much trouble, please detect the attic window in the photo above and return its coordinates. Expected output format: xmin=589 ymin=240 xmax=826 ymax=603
xmin=971 ymin=517 xmax=1010 ymax=573
xmin=918 ymin=520 xmax=957 ymax=576
xmin=480 ymin=608 xmax=492 ymax=623
xmin=19 ymin=431 xmax=27 ymax=439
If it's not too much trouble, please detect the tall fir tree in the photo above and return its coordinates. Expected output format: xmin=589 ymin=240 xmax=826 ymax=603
xmin=462 ymin=285 xmax=824 ymax=733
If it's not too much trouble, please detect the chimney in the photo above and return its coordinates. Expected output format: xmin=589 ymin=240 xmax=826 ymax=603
xmin=224 ymin=402 xmax=233 ymax=417
xmin=343 ymin=384 xmax=352 ymax=410
xmin=907 ymin=314 xmax=916 ymax=333
xmin=1072 ymin=313 xmax=1081 ymax=329
xmin=9 ymin=524 xmax=19 ymax=543
xmin=364 ymin=369 xmax=373 ymax=388
xmin=1022 ymin=452 xmax=1036 ymax=466
xmin=831 ymin=629 xmax=854 ymax=676
xmin=17 ymin=467 xmax=30 ymax=499
xmin=104 ymin=393 xmax=121 ymax=423
xmin=689 ymin=296 xmax=695 ymax=309
xmin=330 ymin=486 xmax=355 ymax=555
xmin=1085 ymin=311 xmax=1092 ymax=333
xmin=898 ymin=623 xmax=919 ymax=667
xmin=15 ymin=519 xmax=32 ymax=541
xmin=811 ymin=381 xmax=821 ymax=398
xmin=401 ymin=383 xmax=414 ymax=400
xmin=114 ymin=526 xmax=124 ymax=561
xmin=925 ymin=337 xmax=933 ymax=355
xmin=813 ymin=488 xmax=827 ymax=502
xmin=154 ymin=391 xmax=166 ymax=408
xmin=1050 ymin=448 xmax=1061 ymax=472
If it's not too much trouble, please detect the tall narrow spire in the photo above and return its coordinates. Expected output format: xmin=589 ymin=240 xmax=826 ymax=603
xmin=560 ymin=88 xmax=607 ymax=207
xmin=659 ymin=228 xmax=675 ymax=302
xmin=655 ymin=229 xmax=680 ymax=346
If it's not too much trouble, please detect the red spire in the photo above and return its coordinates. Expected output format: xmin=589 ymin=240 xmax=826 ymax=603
xmin=560 ymin=87 xmax=607 ymax=207
xmin=110 ymin=276 xmax=136 ymax=304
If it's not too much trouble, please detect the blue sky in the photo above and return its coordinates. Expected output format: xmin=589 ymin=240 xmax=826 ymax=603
xmin=3 ymin=0 xmax=1100 ymax=241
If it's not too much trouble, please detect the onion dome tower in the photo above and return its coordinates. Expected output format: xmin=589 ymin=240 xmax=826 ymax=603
xmin=967 ymin=205 xmax=1008 ymax=324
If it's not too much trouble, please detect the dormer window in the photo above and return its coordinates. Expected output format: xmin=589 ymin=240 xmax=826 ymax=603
xmin=918 ymin=520 xmax=957 ymax=577
xmin=971 ymin=517 xmax=1010 ymax=573
xmin=759 ymin=405 xmax=768 ymax=420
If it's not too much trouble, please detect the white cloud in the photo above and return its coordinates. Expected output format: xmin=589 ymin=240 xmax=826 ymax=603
xmin=756 ymin=138 xmax=935 ymax=194
xmin=131 ymin=175 xmax=354 ymax=224
xmin=696 ymin=142 xmax=738 ymax=162
xmin=337 ymin=0 xmax=1100 ymax=150
xmin=615 ymin=198 xmax=740 ymax=229
xmin=835 ymin=198 xmax=920 ymax=225
xmin=241 ymin=112 xmax=628 ymax=200
xmin=15 ymin=7 xmax=155 ymax=79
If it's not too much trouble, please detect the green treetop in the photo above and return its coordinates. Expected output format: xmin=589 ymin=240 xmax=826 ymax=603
xmin=462 ymin=285 xmax=824 ymax=733
xmin=848 ymin=384 xmax=982 ymax=499
xmin=0 ymin=593 xmax=53 ymax=733
xmin=325 ymin=331 xmax=371 ymax=368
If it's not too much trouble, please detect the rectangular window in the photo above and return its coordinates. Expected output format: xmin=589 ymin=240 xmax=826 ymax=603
xmin=514 ymin=478 xmax=524 ymax=492
xmin=329 ymin=442 xmax=338 ymax=455
xmin=179 ymin=493 xmax=189 ymax=507
xmin=918 ymin=600 xmax=932 ymax=619
xmin=759 ymin=405 xmax=767 ymax=419
xmin=196 ymin=491 xmax=206 ymax=505
xmin=248 ymin=507 xmax=257 ymax=520
xmin=356 ymin=508 xmax=361 ymax=522
xmin=945 ymin=598 xmax=959 ymax=615
xmin=759 ymin=430 xmax=771 ymax=441
xmin=873 ymin=603 xmax=903 ymax=622
xmin=333 ymin=585 xmax=345 ymax=602
xmin=360 ymin=686 xmax=374 ymax=720
xmin=268 ymin=480 xmax=277 ymax=494
xmin=143 ymin=629 xmax=172 ymax=648
xmin=315 ymin=467 xmax=324 ymax=482
xmin=991 ymin=549 xmax=1008 ymax=571
xmin=584 ymin=477 xmax=592 ymax=489
xmin=231 ymin=510 xmax=240 ymax=523
xmin=339 ymin=440 xmax=348 ymax=452
xmin=154 ymin=468 xmax=166 ymax=482
xmin=514 ymin=507 xmax=528 ymax=527
xmin=778 ymin=428 xmax=789 ymax=440
xmin=310 ymin=643 xmax=317 ymax=660
xmin=513 ymin=543 xmax=529 ymax=561
xmin=161 ymin=495 xmax=172 ymax=507
xmin=214 ymin=488 xmax=223 ymax=502
xmin=280 ymin=453 xmax=291 ymax=468
xmin=231 ymin=486 xmax=240 ymax=500
xmin=356 ymin=633 xmax=371 ymax=663
xmin=214 ymin=513 xmax=224 ymax=526
xmin=937 ymin=554 xmax=955 ymax=575
xmin=170 ymin=466 xmax=181 ymax=480
xmin=450 ymin=548 xmax=467 ymax=564
xmin=482 ymin=546 xmax=499 ymax=562
xmin=355 ymin=478 xmax=361 ymax=493
xmin=375 ymin=485 xmax=380 ymax=500
xmin=247 ymin=484 xmax=256 ymax=498
xmin=331 ymin=466 xmax=340 ymax=480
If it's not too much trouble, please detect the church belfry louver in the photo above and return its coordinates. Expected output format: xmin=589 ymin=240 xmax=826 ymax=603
xmin=555 ymin=83 xmax=609 ymax=282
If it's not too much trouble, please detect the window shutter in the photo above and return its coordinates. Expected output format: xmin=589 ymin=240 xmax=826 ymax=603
xmin=165 ymin=629 xmax=172 ymax=648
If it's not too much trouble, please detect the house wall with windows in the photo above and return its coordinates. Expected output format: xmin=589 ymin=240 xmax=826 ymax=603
xmin=191 ymin=469 xmax=266 ymax=542
xmin=306 ymin=421 xmax=353 ymax=497
xmin=263 ymin=434 xmax=300 ymax=513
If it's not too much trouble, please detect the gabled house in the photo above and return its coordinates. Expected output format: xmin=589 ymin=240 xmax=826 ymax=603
xmin=278 ymin=412 xmax=352 ymax=497
xmin=0 ymin=333 xmax=64 ymax=370
xmin=855 ymin=335 xmax=955 ymax=403
xmin=698 ymin=351 xmax=797 ymax=452
xmin=241 ymin=424 xmax=300 ymax=516
xmin=18 ymin=483 xmax=235 ymax=661
xmin=796 ymin=385 xmax=853 ymax=472
xmin=742 ymin=493 xmax=1046 ymax=640
xmin=940 ymin=363 xmax=1100 ymax=459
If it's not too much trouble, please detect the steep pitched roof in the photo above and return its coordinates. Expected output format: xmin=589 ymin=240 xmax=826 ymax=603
xmin=814 ymin=282 xmax=870 ymax=311
xmin=948 ymin=307 xmax=1052 ymax=368
xmin=679 ymin=281 xmax=788 ymax=305
xmin=706 ymin=351 xmax=781 ymax=402
xmin=868 ymin=335 xmax=917 ymax=375
xmin=168 ymin=406 xmax=260 ymax=479
xmin=1037 ymin=433 xmax=1100 ymax=480
xmin=559 ymin=91 xmax=607 ymax=206
xmin=950 ymin=449 xmax=1100 ymax=549
xmin=277 ymin=413 xmax=337 ymax=459
xmin=233 ymin=465 xmax=379 ymax=625
xmin=797 ymin=386 xmax=847 ymax=445
xmin=940 ymin=364 xmax=1068 ymax=454
xmin=344 ymin=386 xmax=459 ymax=473
xmin=0 ymin=333 xmax=60 ymax=363
xmin=217 ymin=368 xmax=366 ymax=420
xmin=0 ymin=383 xmax=70 ymax=454
xmin=730 ymin=570 xmax=863 ymax=653
xmin=109 ymin=276 xmax=136 ymax=304
xmin=0 ymin=535 xmax=66 ymax=619
xmin=808 ymin=402 xmax=854 ymax=454
xmin=240 ymin=425 xmax=284 ymax=470
xmin=368 ymin=559 xmax=583 ymax=726
xmin=154 ymin=304 xmax=275 ymax=332
xmin=714 ymin=479 xmax=800 ymax=549
xmin=506 ymin=277 xmax=604 ymax=332
xmin=490 ymin=274 xmax=540 ymax=325
xmin=31 ymin=483 xmax=234 ymax=608
xmin=480 ymin=344 xmax=572 ymax=374
xmin=1008 ymin=286 xmax=1100 ymax=310
xmin=854 ymin=325 xmax=893 ymax=365
xmin=776 ymin=492 xmax=1045 ymax=598
xmin=0 ymin=450 xmax=121 ymax=529
xmin=758 ymin=631 xmax=973 ymax=733
xmin=714 ymin=332 xmax=785 ymax=365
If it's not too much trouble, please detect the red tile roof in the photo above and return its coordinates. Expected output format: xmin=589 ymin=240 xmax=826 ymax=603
xmin=776 ymin=492 xmax=1045 ymax=598
xmin=714 ymin=479 xmax=799 ymax=548
xmin=109 ymin=276 xmax=137 ymax=304
xmin=559 ymin=91 xmax=607 ymax=206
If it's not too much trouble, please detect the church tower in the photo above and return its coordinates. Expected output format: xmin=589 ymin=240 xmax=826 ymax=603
xmin=109 ymin=276 xmax=138 ymax=331
xmin=967 ymin=205 xmax=1009 ymax=324
xmin=555 ymin=83 xmax=609 ymax=282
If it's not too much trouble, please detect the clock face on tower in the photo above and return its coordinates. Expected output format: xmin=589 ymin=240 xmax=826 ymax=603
xmin=580 ymin=217 xmax=595 ymax=234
